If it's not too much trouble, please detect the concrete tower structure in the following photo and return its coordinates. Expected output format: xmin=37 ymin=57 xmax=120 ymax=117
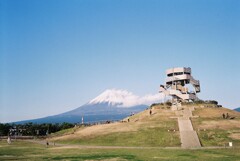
xmin=160 ymin=67 xmax=200 ymax=104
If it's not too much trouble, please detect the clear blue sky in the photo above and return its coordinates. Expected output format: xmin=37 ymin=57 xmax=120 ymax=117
xmin=1 ymin=0 xmax=239 ymax=123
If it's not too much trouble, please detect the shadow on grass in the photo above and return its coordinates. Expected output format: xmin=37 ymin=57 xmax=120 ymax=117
xmin=177 ymin=153 xmax=198 ymax=159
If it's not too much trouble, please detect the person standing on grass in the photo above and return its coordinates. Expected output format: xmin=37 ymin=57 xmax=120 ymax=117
xmin=46 ymin=140 xmax=49 ymax=148
xmin=7 ymin=136 xmax=11 ymax=144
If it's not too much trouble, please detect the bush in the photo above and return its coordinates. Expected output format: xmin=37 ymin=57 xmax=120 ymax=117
xmin=165 ymin=101 xmax=172 ymax=106
xmin=150 ymin=103 xmax=160 ymax=107
xmin=205 ymin=100 xmax=218 ymax=105
xmin=193 ymin=100 xmax=205 ymax=104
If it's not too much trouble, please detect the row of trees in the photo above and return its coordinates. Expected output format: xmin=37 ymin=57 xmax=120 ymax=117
xmin=0 ymin=122 xmax=74 ymax=136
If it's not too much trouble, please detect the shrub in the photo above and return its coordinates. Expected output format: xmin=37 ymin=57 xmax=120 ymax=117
xmin=165 ymin=101 xmax=172 ymax=106
xmin=193 ymin=100 xmax=205 ymax=104
xmin=205 ymin=100 xmax=218 ymax=105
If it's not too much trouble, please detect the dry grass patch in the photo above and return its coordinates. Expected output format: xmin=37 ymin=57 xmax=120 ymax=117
xmin=196 ymin=120 xmax=240 ymax=130
xmin=193 ymin=107 xmax=240 ymax=118
xmin=229 ymin=130 xmax=240 ymax=140
xmin=51 ymin=122 xmax=141 ymax=141
xmin=129 ymin=108 xmax=177 ymax=121
xmin=51 ymin=107 xmax=180 ymax=146
xmin=191 ymin=106 xmax=240 ymax=146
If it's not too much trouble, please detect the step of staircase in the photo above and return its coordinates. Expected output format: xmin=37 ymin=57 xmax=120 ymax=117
xmin=177 ymin=107 xmax=201 ymax=149
xmin=180 ymin=131 xmax=201 ymax=148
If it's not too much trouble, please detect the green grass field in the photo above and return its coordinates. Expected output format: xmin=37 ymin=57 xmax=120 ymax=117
xmin=51 ymin=108 xmax=181 ymax=147
xmin=49 ymin=105 xmax=240 ymax=149
xmin=2 ymin=105 xmax=239 ymax=160
xmin=57 ymin=127 xmax=181 ymax=147
xmin=192 ymin=107 xmax=240 ymax=147
xmin=1 ymin=140 xmax=240 ymax=161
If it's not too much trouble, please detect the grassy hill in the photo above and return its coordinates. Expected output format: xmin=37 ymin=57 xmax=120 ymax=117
xmin=50 ymin=103 xmax=240 ymax=147
xmin=191 ymin=105 xmax=240 ymax=146
xmin=50 ymin=104 xmax=180 ymax=147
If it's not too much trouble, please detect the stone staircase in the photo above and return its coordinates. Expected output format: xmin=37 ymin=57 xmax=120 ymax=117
xmin=178 ymin=108 xmax=201 ymax=148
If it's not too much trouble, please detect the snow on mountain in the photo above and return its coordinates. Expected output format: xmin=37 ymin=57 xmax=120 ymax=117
xmin=88 ymin=89 xmax=164 ymax=107
xmin=14 ymin=89 xmax=163 ymax=124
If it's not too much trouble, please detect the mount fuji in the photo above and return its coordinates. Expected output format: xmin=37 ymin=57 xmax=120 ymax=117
xmin=14 ymin=89 xmax=164 ymax=124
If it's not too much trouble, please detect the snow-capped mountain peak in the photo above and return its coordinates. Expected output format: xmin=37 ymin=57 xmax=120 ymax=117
xmin=89 ymin=89 xmax=138 ymax=107
xmin=88 ymin=89 xmax=164 ymax=107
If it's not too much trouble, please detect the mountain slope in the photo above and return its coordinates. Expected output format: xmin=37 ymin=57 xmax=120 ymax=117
xmin=15 ymin=89 xmax=162 ymax=124
xmin=15 ymin=103 xmax=148 ymax=124
xmin=234 ymin=107 xmax=240 ymax=112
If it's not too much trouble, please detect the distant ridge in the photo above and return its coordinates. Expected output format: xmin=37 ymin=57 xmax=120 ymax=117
xmin=234 ymin=107 xmax=240 ymax=112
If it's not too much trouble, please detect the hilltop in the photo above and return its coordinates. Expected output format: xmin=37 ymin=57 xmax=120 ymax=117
xmin=50 ymin=103 xmax=240 ymax=147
